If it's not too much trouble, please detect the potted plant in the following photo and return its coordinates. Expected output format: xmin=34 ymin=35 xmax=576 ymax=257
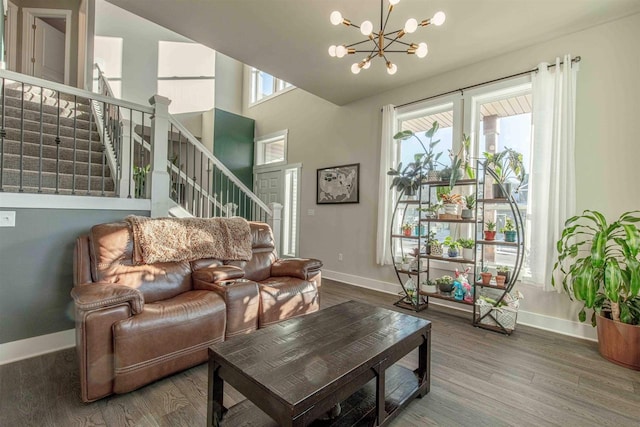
xmin=553 ymin=210 xmax=640 ymax=370
xmin=401 ymin=223 xmax=413 ymax=236
xmin=483 ymin=148 xmax=525 ymax=199
xmin=501 ymin=218 xmax=517 ymax=242
xmin=438 ymin=188 xmax=463 ymax=218
xmin=461 ymin=194 xmax=475 ymax=219
xmin=133 ymin=164 xmax=150 ymax=199
xmin=458 ymin=238 xmax=475 ymax=260
xmin=419 ymin=203 xmax=441 ymax=219
xmin=435 ymin=275 xmax=455 ymax=293
xmin=484 ymin=221 xmax=497 ymax=241
xmin=496 ymin=265 xmax=511 ymax=284
xmin=387 ymin=154 xmax=426 ymax=197
xmin=422 ymin=278 xmax=437 ymax=294
xmin=429 ymin=238 xmax=443 ymax=257
xmin=494 ymin=274 xmax=506 ymax=288
xmin=399 ymin=255 xmax=411 ymax=271
xmin=393 ymin=121 xmax=442 ymax=183
xmin=444 ymin=236 xmax=461 ymax=258
xmin=479 ymin=267 xmax=492 ymax=285
xmin=448 ymin=133 xmax=475 ymax=188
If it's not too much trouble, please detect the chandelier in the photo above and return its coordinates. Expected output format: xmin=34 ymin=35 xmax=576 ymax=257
xmin=328 ymin=0 xmax=445 ymax=75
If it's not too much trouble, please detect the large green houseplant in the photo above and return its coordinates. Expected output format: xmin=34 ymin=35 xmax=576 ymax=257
xmin=483 ymin=147 xmax=525 ymax=198
xmin=553 ymin=209 xmax=640 ymax=369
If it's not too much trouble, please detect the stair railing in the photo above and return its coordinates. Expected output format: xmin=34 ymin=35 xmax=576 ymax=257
xmin=0 ymin=68 xmax=152 ymax=197
xmin=166 ymin=116 xmax=273 ymax=221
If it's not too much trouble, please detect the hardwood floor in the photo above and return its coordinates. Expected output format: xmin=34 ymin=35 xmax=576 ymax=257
xmin=2 ymin=279 xmax=639 ymax=426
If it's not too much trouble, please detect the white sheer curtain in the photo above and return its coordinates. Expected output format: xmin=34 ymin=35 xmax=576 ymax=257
xmin=376 ymin=104 xmax=396 ymax=265
xmin=528 ymin=55 xmax=578 ymax=291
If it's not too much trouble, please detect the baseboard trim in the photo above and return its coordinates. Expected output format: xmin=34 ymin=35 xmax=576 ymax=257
xmin=323 ymin=269 xmax=597 ymax=342
xmin=0 ymin=329 xmax=75 ymax=365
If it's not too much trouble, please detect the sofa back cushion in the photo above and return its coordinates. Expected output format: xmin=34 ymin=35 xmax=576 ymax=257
xmin=226 ymin=222 xmax=277 ymax=282
xmin=89 ymin=221 xmax=192 ymax=303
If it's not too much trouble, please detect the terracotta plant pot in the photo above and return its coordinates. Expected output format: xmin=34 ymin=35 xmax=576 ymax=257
xmin=484 ymin=230 xmax=496 ymax=241
xmin=596 ymin=314 xmax=640 ymax=370
xmin=494 ymin=275 xmax=506 ymax=288
xmin=480 ymin=272 xmax=492 ymax=285
xmin=403 ymin=228 xmax=412 ymax=236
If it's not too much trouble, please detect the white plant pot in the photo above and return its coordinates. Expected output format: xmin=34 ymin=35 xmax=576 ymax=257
xmin=423 ymin=284 xmax=437 ymax=294
xmin=462 ymin=248 xmax=474 ymax=260
xmin=443 ymin=203 xmax=460 ymax=216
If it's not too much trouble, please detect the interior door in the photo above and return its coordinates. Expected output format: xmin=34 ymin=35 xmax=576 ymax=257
xmin=32 ymin=18 xmax=65 ymax=83
xmin=255 ymin=169 xmax=282 ymax=206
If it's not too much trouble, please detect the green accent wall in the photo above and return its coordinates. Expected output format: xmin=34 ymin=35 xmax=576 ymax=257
xmin=213 ymin=108 xmax=255 ymax=190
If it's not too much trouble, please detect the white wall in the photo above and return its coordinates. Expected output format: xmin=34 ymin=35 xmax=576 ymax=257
xmin=93 ymin=0 xmax=215 ymax=125
xmin=243 ymin=13 xmax=640 ymax=337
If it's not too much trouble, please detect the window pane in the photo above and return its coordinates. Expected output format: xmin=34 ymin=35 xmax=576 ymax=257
xmin=399 ymin=110 xmax=453 ymax=172
xmin=476 ymin=91 xmax=532 ymax=271
xmin=264 ymin=139 xmax=284 ymax=164
xmin=259 ymin=71 xmax=275 ymax=99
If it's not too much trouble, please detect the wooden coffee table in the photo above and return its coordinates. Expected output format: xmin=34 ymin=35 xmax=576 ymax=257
xmin=207 ymin=300 xmax=431 ymax=426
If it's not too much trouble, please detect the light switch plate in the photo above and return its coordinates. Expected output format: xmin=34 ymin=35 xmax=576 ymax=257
xmin=307 ymin=209 xmax=315 ymax=216
xmin=0 ymin=211 xmax=16 ymax=227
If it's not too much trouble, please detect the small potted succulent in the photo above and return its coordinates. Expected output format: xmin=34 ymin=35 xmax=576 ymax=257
xmin=457 ymin=238 xmax=475 ymax=260
xmin=435 ymin=275 xmax=455 ymax=293
xmin=402 ymin=223 xmax=413 ymax=237
xmin=444 ymin=236 xmax=461 ymax=258
xmin=461 ymin=194 xmax=475 ymax=219
xmin=484 ymin=221 xmax=497 ymax=241
xmin=438 ymin=189 xmax=463 ymax=218
xmin=422 ymin=278 xmax=437 ymax=294
xmin=400 ymin=255 xmax=411 ymax=271
xmin=429 ymin=238 xmax=443 ymax=257
xmin=496 ymin=265 xmax=511 ymax=283
xmin=501 ymin=218 xmax=516 ymax=242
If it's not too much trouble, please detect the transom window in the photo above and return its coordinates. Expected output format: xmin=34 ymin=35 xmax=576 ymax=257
xmin=255 ymin=130 xmax=288 ymax=167
xmin=250 ymin=68 xmax=294 ymax=105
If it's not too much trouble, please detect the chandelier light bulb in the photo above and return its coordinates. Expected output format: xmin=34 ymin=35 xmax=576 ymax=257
xmin=404 ymin=18 xmax=418 ymax=34
xmin=328 ymin=45 xmax=337 ymax=57
xmin=351 ymin=63 xmax=361 ymax=74
xmin=389 ymin=0 xmax=401 ymax=5
xmin=363 ymin=59 xmax=371 ymax=69
xmin=416 ymin=42 xmax=428 ymax=58
xmin=330 ymin=11 xmax=343 ymax=26
xmin=387 ymin=62 xmax=398 ymax=75
xmin=336 ymin=45 xmax=347 ymax=58
xmin=360 ymin=20 xmax=373 ymax=36
xmin=432 ymin=11 xmax=446 ymax=26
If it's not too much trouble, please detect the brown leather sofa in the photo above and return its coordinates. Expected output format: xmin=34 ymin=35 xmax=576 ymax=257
xmin=71 ymin=220 xmax=322 ymax=402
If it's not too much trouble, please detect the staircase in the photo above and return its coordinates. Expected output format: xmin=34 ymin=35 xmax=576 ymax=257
xmin=0 ymin=82 xmax=114 ymax=195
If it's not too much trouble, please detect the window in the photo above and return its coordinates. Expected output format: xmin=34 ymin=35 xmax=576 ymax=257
xmin=386 ymin=78 xmax=534 ymax=275
xmin=470 ymin=81 xmax=532 ymax=275
xmin=282 ymin=166 xmax=300 ymax=257
xmin=255 ymin=130 xmax=287 ymax=167
xmin=250 ymin=68 xmax=294 ymax=105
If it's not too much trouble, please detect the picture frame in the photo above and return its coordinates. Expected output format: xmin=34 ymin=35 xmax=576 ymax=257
xmin=316 ymin=163 xmax=360 ymax=204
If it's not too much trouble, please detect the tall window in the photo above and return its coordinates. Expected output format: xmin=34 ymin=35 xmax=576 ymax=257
xmin=250 ymin=68 xmax=294 ymax=105
xmin=471 ymin=81 xmax=532 ymax=275
xmin=282 ymin=166 xmax=300 ymax=257
xmin=386 ymin=78 xmax=534 ymax=276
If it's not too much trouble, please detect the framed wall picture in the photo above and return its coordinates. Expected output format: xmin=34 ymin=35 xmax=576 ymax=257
xmin=316 ymin=163 xmax=360 ymax=204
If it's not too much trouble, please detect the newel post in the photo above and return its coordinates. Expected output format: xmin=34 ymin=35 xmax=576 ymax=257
xmin=268 ymin=202 xmax=283 ymax=255
xmin=149 ymin=95 xmax=171 ymax=217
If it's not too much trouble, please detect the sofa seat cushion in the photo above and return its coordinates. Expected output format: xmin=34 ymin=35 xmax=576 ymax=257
xmin=112 ymin=290 xmax=226 ymax=393
xmin=258 ymin=277 xmax=319 ymax=327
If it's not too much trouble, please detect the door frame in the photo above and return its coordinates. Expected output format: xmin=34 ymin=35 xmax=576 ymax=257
xmin=4 ymin=1 xmax=18 ymax=70
xmin=21 ymin=8 xmax=72 ymax=85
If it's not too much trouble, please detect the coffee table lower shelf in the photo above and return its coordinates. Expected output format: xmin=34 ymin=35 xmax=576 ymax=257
xmin=220 ymin=364 xmax=421 ymax=427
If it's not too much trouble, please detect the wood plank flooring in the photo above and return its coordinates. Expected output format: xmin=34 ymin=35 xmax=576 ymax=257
xmin=1 ymin=279 xmax=639 ymax=426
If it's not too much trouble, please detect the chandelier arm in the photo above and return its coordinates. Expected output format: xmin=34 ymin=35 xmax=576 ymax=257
xmin=383 ymin=36 xmax=412 ymax=47
xmin=381 ymin=3 xmax=392 ymax=34
xmin=346 ymin=39 xmax=375 ymax=48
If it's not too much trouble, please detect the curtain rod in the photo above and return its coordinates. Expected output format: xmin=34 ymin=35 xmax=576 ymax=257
xmin=393 ymin=56 xmax=581 ymax=110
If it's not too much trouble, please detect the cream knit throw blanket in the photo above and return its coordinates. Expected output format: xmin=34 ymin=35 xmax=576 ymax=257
xmin=125 ymin=216 xmax=252 ymax=264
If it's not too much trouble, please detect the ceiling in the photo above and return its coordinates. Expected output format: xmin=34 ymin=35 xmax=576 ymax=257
xmin=106 ymin=0 xmax=640 ymax=106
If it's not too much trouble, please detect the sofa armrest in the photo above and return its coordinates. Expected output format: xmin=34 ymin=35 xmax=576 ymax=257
xmin=271 ymin=258 xmax=323 ymax=280
xmin=71 ymin=282 xmax=144 ymax=315
xmin=193 ymin=265 xmax=245 ymax=289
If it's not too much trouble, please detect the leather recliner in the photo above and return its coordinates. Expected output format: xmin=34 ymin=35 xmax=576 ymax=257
xmin=71 ymin=220 xmax=322 ymax=402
